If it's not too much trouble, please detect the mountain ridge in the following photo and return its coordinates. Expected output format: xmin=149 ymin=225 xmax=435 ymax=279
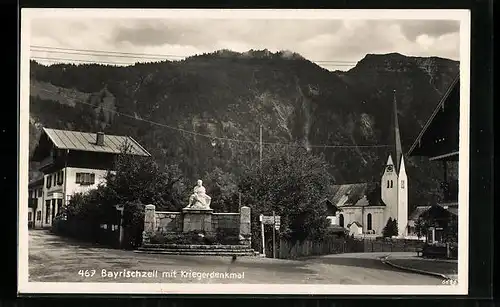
xmin=28 ymin=49 xmax=460 ymax=209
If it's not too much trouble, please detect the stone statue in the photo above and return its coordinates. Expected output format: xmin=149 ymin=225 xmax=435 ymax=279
xmin=185 ymin=179 xmax=212 ymax=210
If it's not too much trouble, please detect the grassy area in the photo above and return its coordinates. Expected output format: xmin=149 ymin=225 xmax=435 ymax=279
xmin=389 ymin=258 xmax=458 ymax=275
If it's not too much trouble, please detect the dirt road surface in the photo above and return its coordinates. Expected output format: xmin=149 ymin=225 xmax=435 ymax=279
xmin=28 ymin=230 xmax=443 ymax=285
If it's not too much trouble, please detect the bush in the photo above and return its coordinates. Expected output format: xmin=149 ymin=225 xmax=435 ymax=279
xmin=149 ymin=231 xmax=218 ymax=245
xmin=215 ymin=228 xmax=240 ymax=245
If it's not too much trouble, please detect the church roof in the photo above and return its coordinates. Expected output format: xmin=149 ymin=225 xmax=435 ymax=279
xmin=327 ymin=182 xmax=385 ymax=207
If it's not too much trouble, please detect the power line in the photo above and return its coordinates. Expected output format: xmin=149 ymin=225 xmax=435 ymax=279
xmin=34 ymin=87 xmax=393 ymax=149
xmin=30 ymin=45 xmax=187 ymax=58
xmin=31 ymin=56 xmax=137 ymax=66
xmin=30 ymin=49 xmax=182 ymax=61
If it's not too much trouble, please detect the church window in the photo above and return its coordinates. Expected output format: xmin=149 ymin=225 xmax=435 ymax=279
xmin=367 ymin=213 xmax=372 ymax=231
xmin=390 ymin=180 xmax=393 ymax=188
xmin=339 ymin=214 xmax=344 ymax=227
xmin=401 ymin=180 xmax=405 ymax=189
xmin=387 ymin=180 xmax=390 ymax=188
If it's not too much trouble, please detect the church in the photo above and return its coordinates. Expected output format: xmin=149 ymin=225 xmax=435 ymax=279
xmin=323 ymin=91 xmax=408 ymax=238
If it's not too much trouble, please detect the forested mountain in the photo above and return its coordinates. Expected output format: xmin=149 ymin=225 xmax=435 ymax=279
xmin=28 ymin=50 xmax=459 ymax=210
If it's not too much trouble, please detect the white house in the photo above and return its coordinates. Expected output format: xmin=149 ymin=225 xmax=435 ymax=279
xmin=28 ymin=178 xmax=44 ymax=229
xmin=30 ymin=127 xmax=151 ymax=228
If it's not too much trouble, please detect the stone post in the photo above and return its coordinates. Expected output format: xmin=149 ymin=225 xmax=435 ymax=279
xmin=239 ymin=206 xmax=251 ymax=246
xmin=142 ymin=204 xmax=156 ymax=245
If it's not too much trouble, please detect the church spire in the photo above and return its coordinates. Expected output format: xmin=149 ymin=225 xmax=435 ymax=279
xmin=393 ymin=90 xmax=403 ymax=172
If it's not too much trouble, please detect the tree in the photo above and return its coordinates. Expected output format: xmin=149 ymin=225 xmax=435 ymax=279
xmin=103 ymin=143 xmax=187 ymax=212
xmin=414 ymin=217 xmax=428 ymax=240
xmin=204 ymin=167 xmax=239 ymax=212
xmin=238 ymin=145 xmax=333 ymax=246
xmin=382 ymin=217 xmax=398 ymax=238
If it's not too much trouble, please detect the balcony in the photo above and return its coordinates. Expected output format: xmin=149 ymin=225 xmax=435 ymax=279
xmin=38 ymin=156 xmax=55 ymax=170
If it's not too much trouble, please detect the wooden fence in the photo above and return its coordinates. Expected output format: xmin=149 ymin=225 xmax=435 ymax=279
xmin=276 ymin=237 xmax=424 ymax=259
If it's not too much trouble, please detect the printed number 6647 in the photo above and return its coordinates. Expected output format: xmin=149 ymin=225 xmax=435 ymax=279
xmin=78 ymin=269 xmax=96 ymax=277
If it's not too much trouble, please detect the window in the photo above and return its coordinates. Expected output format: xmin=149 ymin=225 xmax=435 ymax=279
xmin=28 ymin=212 xmax=32 ymax=221
xmin=367 ymin=213 xmax=373 ymax=231
xmin=36 ymin=211 xmax=41 ymax=221
xmin=38 ymin=189 xmax=43 ymax=198
xmin=45 ymin=200 xmax=51 ymax=224
xmin=387 ymin=180 xmax=390 ymax=188
xmin=46 ymin=175 xmax=51 ymax=189
xmin=390 ymin=180 xmax=393 ymax=188
xmin=339 ymin=214 xmax=344 ymax=227
xmin=57 ymin=170 xmax=64 ymax=185
xmin=401 ymin=180 xmax=405 ymax=189
xmin=76 ymin=172 xmax=96 ymax=185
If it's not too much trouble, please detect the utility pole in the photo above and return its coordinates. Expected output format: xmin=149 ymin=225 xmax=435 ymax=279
xmin=259 ymin=125 xmax=263 ymax=169
xmin=260 ymin=214 xmax=266 ymax=257
xmin=272 ymin=211 xmax=276 ymax=258
xmin=238 ymin=192 xmax=242 ymax=211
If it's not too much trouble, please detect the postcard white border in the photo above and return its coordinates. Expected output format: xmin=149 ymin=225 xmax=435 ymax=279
xmin=18 ymin=8 xmax=471 ymax=295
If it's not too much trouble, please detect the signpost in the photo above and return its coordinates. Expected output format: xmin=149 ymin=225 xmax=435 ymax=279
xmin=260 ymin=213 xmax=281 ymax=258
xmin=259 ymin=214 xmax=266 ymax=257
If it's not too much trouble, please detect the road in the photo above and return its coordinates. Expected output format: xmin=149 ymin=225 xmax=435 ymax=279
xmin=28 ymin=230 xmax=443 ymax=285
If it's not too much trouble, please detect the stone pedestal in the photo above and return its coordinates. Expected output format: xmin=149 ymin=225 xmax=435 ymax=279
xmin=239 ymin=206 xmax=251 ymax=246
xmin=142 ymin=204 xmax=156 ymax=244
xmin=182 ymin=208 xmax=214 ymax=234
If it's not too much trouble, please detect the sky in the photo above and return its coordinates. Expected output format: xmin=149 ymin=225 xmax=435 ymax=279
xmin=29 ymin=17 xmax=461 ymax=71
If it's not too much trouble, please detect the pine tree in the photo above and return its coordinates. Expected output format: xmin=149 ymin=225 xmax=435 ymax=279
xmin=382 ymin=217 xmax=398 ymax=238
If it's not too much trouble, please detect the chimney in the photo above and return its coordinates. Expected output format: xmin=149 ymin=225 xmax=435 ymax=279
xmin=96 ymin=132 xmax=105 ymax=146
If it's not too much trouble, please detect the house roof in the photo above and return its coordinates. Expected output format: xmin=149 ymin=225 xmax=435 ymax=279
xmin=409 ymin=203 xmax=458 ymax=224
xmin=347 ymin=221 xmax=363 ymax=228
xmin=407 ymin=75 xmax=460 ymax=158
xmin=327 ymin=182 xmax=384 ymax=207
xmin=28 ymin=177 xmax=44 ymax=188
xmin=409 ymin=205 xmax=432 ymax=221
xmin=328 ymin=224 xmax=348 ymax=233
xmin=437 ymin=202 xmax=458 ymax=216
xmin=40 ymin=128 xmax=151 ymax=157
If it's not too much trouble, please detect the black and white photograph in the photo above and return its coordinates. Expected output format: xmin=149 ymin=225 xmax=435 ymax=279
xmin=18 ymin=9 xmax=470 ymax=295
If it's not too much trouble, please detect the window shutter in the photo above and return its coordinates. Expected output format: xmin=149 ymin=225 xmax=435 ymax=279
xmin=76 ymin=173 xmax=81 ymax=183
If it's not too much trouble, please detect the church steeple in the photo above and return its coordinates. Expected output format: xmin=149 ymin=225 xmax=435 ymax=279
xmin=392 ymin=90 xmax=403 ymax=173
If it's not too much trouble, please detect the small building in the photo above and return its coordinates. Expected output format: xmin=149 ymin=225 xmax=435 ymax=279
xmin=28 ymin=178 xmax=44 ymax=229
xmin=407 ymin=76 xmax=460 ymax=243
xmin=30 ymin=128 xmax=151 ymax=228
xmin=347 ymin=221 xmax=363 ymax=236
